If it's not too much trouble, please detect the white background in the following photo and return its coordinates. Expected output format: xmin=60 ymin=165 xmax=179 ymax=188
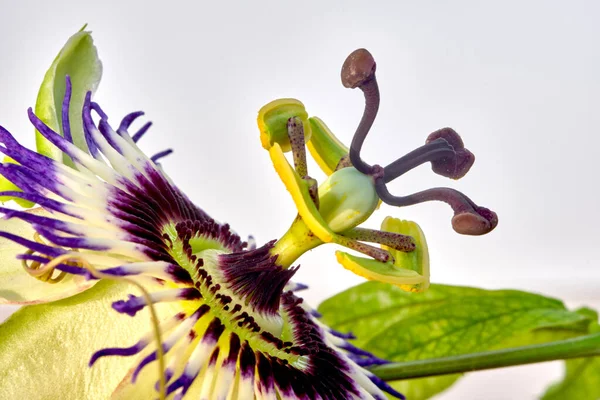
xmin=0 ymin=1 xmax=598 ymax=399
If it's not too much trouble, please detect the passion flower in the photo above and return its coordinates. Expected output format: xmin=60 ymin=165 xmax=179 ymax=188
xmin=0 ymin=35 xmax=497 ymax=399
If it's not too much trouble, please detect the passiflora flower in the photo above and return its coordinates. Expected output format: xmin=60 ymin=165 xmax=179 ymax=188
xmin=0 ymin=33 xmax=497 ymax=399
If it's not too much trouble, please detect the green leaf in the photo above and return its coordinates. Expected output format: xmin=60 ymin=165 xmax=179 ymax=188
xmin=0 ymin=279 xmax=179 ymax=400
xmin=541 ymin=357 xmax=600 ymax=400
xmin=541 ymin=315 xmax=600 ymax=400
xmin=318 ymin=282 xmax=594 ymax=400
xmin=35 ymin=25 xmax=102 ymax=162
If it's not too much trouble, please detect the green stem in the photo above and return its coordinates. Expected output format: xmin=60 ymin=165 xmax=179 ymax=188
xmin=271 ymin=217 xmax=322 ymax=268
xmin=370 ymin=332 xmax=600 ymax=381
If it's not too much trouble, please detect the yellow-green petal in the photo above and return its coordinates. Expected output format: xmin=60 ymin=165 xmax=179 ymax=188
xmin=0 ymin=208 xmax=93 ymax=304
xmin=381 ymin=217 xmax=430 ymax=292
xmin=307 ymin=117 xmax=349 ymax=176
xmin=257 ymin=99 xmax=311 ymax=152
xmin=0 ymin=279 xmax=179 ymax=400
xmin=334 ymin=218 xmax=430 ymax=292
xmin=35 ymin=26 xmax=102 ymax=162
xmin=269 ymin=143 xmax=335 ymax=243
xmin=335 ymin=251 xmax=426 ymax=286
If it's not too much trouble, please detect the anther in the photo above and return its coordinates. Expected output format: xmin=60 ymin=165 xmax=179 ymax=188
xmin=287 ymin=117 xmax=308 ymax=178
xmin=341 ymin=49 xmax=380 ymax=175
xmin=335 ymin=154 xmax=352 ymax=170
xmin=342 ymin=227 xmax=416 ymax=252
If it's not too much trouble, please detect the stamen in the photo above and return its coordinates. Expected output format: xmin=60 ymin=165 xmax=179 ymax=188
xmin=287 ymin=117 xmax=308 ymax=178
xmin=306 ymin=177 xmax=319 ymax=208
xmin=335 ymin=153 xmax=352 ymax=170
xmin=341 ymin=48 xmax=380 ymax=175
xmin=375 ymin=180 xmax=498 ymax=235
xmin=335 ymin=234 xmax=392 ymax=263
xmin=342 ymin=227 xmax=416 ymax=252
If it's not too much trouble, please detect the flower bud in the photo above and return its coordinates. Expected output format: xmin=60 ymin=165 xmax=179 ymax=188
xmin=318 ymin=167 xmax=379 ymax=232
xmin=257 ymin=98 xmax=311 ymax=152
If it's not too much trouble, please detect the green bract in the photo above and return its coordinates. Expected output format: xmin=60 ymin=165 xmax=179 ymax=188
xmin=35 ymin=26 xmax=102 ymax=161
xmin=0 ymin=26 xmax=101 ymax=207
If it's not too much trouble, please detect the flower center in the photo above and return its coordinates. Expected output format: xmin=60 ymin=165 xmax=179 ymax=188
xmin=160 ymin=219 xmax=304 ymax=359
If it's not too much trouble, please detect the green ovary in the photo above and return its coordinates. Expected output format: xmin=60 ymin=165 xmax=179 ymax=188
xmin=318 ymin=167 xmax=379 ymax=232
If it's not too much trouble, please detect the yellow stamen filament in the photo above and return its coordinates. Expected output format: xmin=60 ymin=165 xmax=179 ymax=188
xmin=22 ymin=248 xmax=166 ymax=400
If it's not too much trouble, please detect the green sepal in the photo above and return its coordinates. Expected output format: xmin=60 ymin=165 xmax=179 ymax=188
xmin=257 ymin=99 xmax=311 ymax=152
xmin=307 ymin=117 xmax=349 ymax=175
xmin=35 ymin=25 xmax=102 ymax=162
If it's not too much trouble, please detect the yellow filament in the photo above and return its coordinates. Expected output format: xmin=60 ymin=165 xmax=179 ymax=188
xmin=23 ymin=251 xmax=166 ymax=400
